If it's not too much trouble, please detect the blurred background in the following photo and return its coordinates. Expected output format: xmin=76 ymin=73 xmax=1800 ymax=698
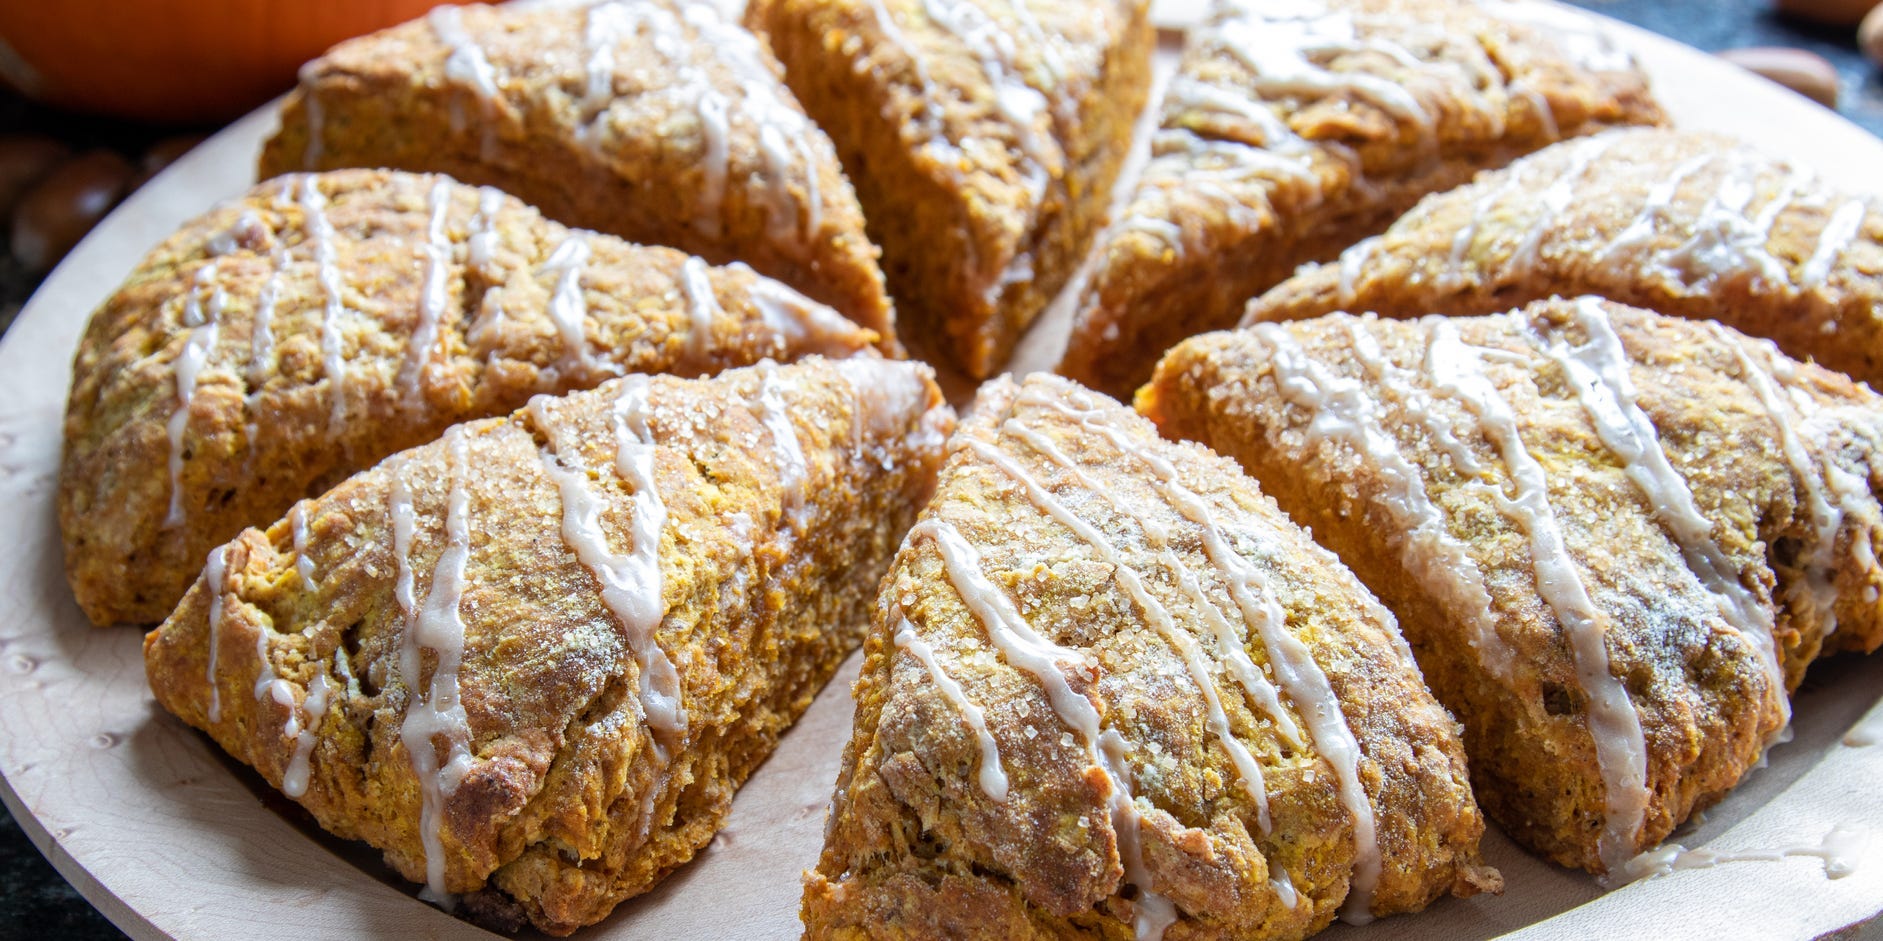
xmin=0 ymin=0 xmax=1879 ymax=937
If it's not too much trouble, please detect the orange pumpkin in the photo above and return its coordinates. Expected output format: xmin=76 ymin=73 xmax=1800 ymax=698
xmin=0 ymin=0 xmax=451 ymax=125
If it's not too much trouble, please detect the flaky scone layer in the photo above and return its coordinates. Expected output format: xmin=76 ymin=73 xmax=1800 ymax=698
xmin=1058 ymin=0 xmax=1665 ymax=398
xmin=749 ymin=0 xmax=1154 ymax=378
xmin=1142 ymin=299 xmax=1883 ymax=872
xmin=144 ymin=357 xmax=954 ymax=935
xmin=1243 ymin=128 xmax=1883 ymax=387
xmin=260 ymin=0 xmax=894 ymax=341
xmin=61 ymin=168 xmax=879 ymax=627
xmin=806 ymin=373 xmax=1496 ymax=940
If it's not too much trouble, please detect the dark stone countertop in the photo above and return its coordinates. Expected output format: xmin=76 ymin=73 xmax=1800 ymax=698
xmin=0 ymin=3 xmax=1879 ymax=939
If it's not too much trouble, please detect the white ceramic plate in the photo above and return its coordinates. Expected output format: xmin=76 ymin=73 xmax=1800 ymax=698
xmin=3 ymin=4 xmax=1883 ymax=939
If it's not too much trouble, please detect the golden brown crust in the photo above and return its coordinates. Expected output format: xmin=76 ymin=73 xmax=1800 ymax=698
xmin=142 ymin=357 xmax=955 ymax=935
xmin=259 ymin=0 xmax=895 ymax=345
xmin=806 ymin=373 xmax=1495 ymax=939
xmin=60 ymin=168 xmax=883 ymax=627
xmin=750 ymin=0 xmax=1154 ymax=379
xmin=1140 ymin=300 xmax=1883 ymax=872
xmin=1243 ymin=128 xmax=1883 ymax=394
xmin=1057 ymin=0 xmax=1665 ymax=398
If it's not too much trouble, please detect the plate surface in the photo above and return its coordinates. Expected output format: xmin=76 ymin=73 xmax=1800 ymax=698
xmin=3 ymin=5 xmax=1883 ymax=940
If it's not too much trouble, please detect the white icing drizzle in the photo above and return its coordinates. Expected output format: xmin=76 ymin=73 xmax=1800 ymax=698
xmin=755 ymin=363 xmax=810 ymax=528
xmin=864 ymin=0 xmax=970 ymax=176
xmin=243 ymin=244 xmax=283 ymax=460
xmin=541 ymin=234 xmax=611 ymax=381
xmin=680 ymin=2 xmax=825 ymax=244
xmin=1336 ymin=236 xmax=1380 ymax=310
xmin=282 ymin=673 xmax=331 ymax=798
xmin=301 ymin=73 xmax=325 ymax=167
xmin=581 ymin=1 xmax=631 ymax=123
xmin=690 ymin=85 xmax=731 ymax=239
xmin=911 ymin=517 xmax=1178 ymax=940
xmin=204 ymin=545 xmax=231 ymax=723
xmin=429 ymin=5 xmax=502 ymax=159
xmin=391 ymin=429 xmax=477 ymax=907
xmin=290 ymin=501 xmax=318 ymax=591
xmin=1438 ymin=173 xmax=1525 ymax=292
xmin=298 ymin=176 xmax=351 ymax=434
xmin=965 ymin=435 xmax=1275 ymax=830
xmin=1270 ymin=865 xmax=1302 ymax=909
xmin=164 ymin=262 xmax=227 ymax=528
xmin=466 ymin=187 xmax=506 ymax=276
xmin=1723 ymin=332 xmax=1844 ymax=641
xmin=921 ymin=0 xmax=1053 ymax=205
xmin=1117 ymin=213 xmax=1184 ymax=253
xmin=893 ymin=616 xmax=1009 ymax=801
xmin=1509 ymin=135 xmax=1612 ymax=271
xmin=1619 ymin=826 xmax=1863 ymax=883
xmin=1250 ymin=321 xmax=1508 ymax=679
xmin=1002 ymin=412 xmax=1306 ymax=751
xmin=1601 ymin=153 xmax=1715 ymax=265
xmin=680 ymin=255 xmax=723 ymax=356
xmin=1655 ymin=156 xmax=1796 ymax=290
xmin=1512 ymin=84 xmax=1557 ymax=141
xmin=1801 ymin=199 xmax=1868 ymax=290
xmin=400 ymin=179 xmax=454 ymax=412
xmin=1215 ymin=0 xmax=1431 ymax=132
xmin=1061 ymin=393 xmax=1381 ymax=925
xmin=530 ymin=377 xmax=686 ymax=741
xmin=1344 ymin=320 xmax=1482 ymax=473
xmin=1161 ymin=76 xmax=1312 ymax=160
xmin=1427 ymin=320 xmax=1648 ymax=874
xmin=729 ymin=261 xmax=871 ymax=356
xmin=1541 ymin=300 xmax=1787 ymax=734
xmin=1473 ymin=0 xmax=1635 ymax=73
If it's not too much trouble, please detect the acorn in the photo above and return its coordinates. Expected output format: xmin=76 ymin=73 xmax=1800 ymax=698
xmin=11 ymin=149 xmax=135 ymax=274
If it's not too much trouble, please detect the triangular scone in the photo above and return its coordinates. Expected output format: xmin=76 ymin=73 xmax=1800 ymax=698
xmin=1243 ymin=128 xmax=1883 ymax=385
xmin=62 ymin=169 xmax=883 ymax=627
xmin=748 ymin=0 xmax=1155 ymax=379
xmin=806 ymin=373 xmax=1497 ymax=939
xmin=1056 ymin=0 xmax=1664 ymax=398
xmin=143 ymin=357 xmax=953 ymax=936
xmin=259 ymin=0 xmax=893 ymax=341
xmin=1140 ymin=299 xmax=1883 ymax=874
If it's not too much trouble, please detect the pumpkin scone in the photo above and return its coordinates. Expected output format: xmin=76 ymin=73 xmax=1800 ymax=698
xmin=804 ymin=373 xmax=1498 ymax=940
xmin=748 ymin=0 xmax=1155 ymax=378
xmin=1056 ymin=0 xmax=1665 ymax=398
xmin=1242 ymin=128 xmax=1883 ymax=386
xmin=61 ymin=169 xmax=882 ymax=627
xmin=143 ymin=356 xmax=954 ymax=936
xmin=1140 ymin=299 xmax=1883 ymax=875
xmin=260 ymin=0 xmax=894 ymax=341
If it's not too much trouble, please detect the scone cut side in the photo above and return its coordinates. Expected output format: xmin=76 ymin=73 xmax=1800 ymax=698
xmin=1243 ymin=127 xmax=1883 ymax=390
xmin=749 ymin=0 xmax=1155 ymax=378
xmin=260 ymin=0 xmax=896 ymax=345
xmin=1056 ymin=0 xmax=1667 ymax=398
xmin=142 ymin=357 xmax=956 ymax=935
xmin=805 ymin=372 xmax=1497 ymax=940
xmin=60 ymin=168 xmax=880 ymax=627
xmin=1140 ymin=298 xmax=1883 ymax=873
